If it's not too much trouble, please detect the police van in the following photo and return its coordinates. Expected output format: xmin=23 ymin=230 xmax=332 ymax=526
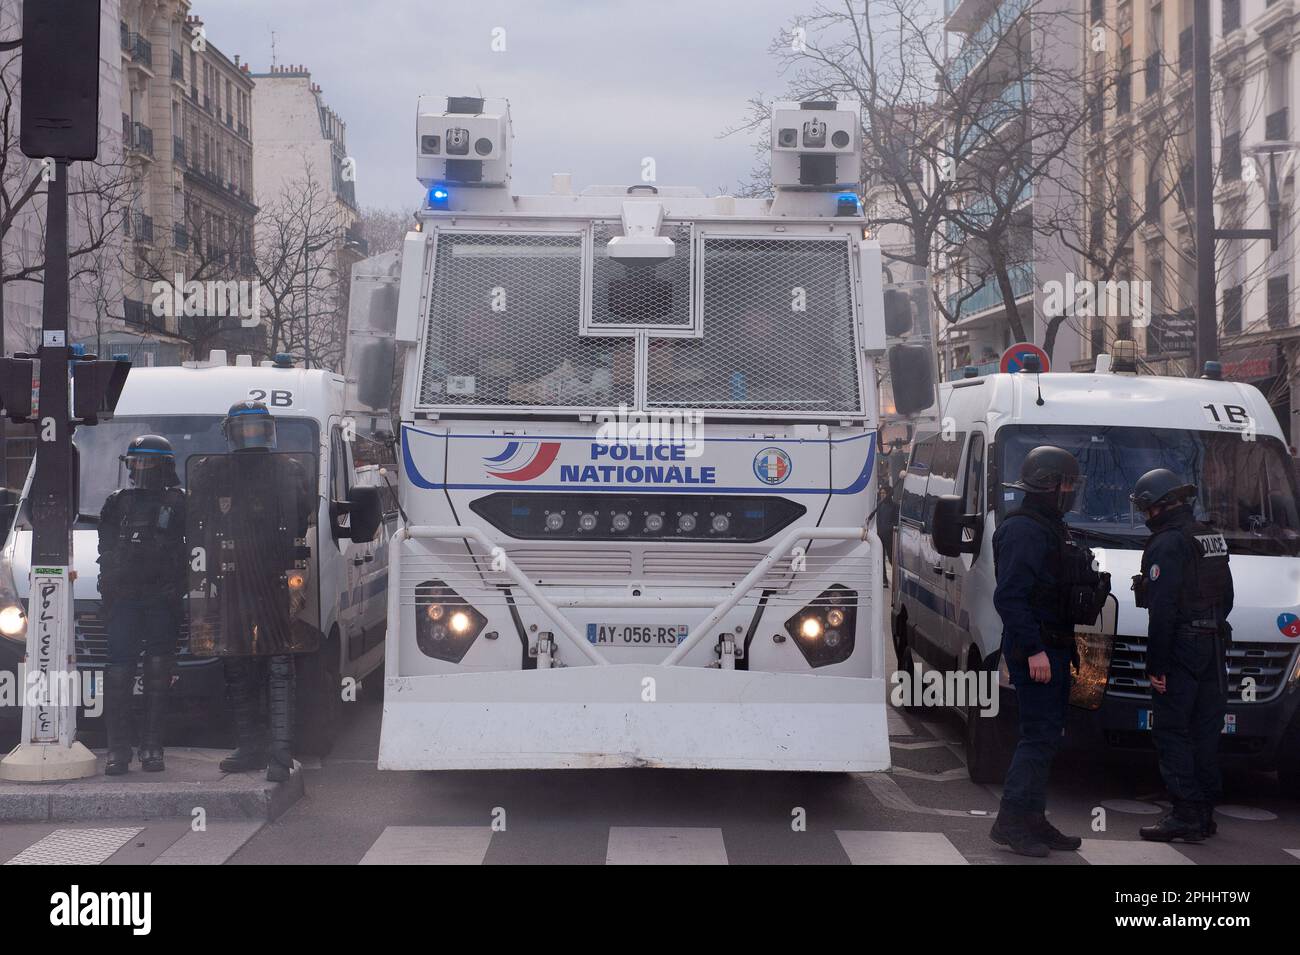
xmin=890 ymin=352 xmax=1300 ymax=794
xmin=0 ymin=351 xmax=397 ymax=754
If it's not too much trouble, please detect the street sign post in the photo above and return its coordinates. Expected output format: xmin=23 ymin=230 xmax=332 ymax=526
xmin=1000 ymin=342 xmax=1051 ymax=375
xmin=0 ymin=1 xmax=113 ymax=782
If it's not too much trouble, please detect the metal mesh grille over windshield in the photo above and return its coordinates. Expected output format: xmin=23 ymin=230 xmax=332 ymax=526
xmin=589 ymin=221 xmax=694 ymax=329
xmin=645 ymin=236 xmax=861 ymax=414
xmin=418 ymin=231 xmax=633 ymax=408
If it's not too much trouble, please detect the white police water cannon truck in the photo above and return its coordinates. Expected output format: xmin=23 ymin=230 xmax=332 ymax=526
xmin=348 ymin=95 xmax=939 ymax=771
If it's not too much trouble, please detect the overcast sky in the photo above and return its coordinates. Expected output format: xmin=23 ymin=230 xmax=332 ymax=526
xmin=197 ymin=0 xmax=810 ymax=212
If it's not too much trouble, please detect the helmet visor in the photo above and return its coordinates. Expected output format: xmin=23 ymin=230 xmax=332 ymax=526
xmin=226 ymin=414 xmax=277 ymax=451
xmin=124 ymin=454 xmax=169 ymax=490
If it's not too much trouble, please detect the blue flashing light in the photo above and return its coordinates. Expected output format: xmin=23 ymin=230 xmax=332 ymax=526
xmin=70 ymin=343 xmax=86 ymax=357
xmin=429 ymin=185 xmax=450 ymax=205
xmin=835 ymin=193 xmax=861 ymax=217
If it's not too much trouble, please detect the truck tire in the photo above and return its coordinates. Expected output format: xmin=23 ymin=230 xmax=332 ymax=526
xmin=1278 ymin=718 xmax=1300 ymax=799
xmin=964 ymin=694 xmax=1013 ymax=784
xmin=295 ymin=632 xmax=341 ymax=757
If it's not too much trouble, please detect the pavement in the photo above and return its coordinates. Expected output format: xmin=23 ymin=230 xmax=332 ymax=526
xmin=0 ymin=747 xmax=302 ymax=824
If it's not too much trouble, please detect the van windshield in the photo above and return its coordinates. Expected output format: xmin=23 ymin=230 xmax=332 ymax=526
xmin=997 ymin=425 xmax=1300 ymax=556
xmin=67 ymin=415 xmax=319 ymax=526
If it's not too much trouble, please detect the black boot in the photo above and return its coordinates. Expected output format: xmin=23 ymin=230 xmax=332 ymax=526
xmin=103 ymin=666 xmax=135 ymax=776
xmin=1140 ymin=809 xmax=1205 ymax=843
xmin=1200 ymin=804 xmax=1218 ymax=838
xmin=265 ymin=654 xmax=294 ymax=783
xmin=1028 ymin=813 xmax=1083 ymax=851
xmin=137 ymin=655 xmax=172 ymax=772
xmin=219 ymin=658 xmax=267 ymax=773
xmin=990 ymin=806 xmax=1050 ymax=858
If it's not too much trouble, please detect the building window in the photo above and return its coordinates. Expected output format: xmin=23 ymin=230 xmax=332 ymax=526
xmin=1267 ymin=275 xmax=1290 ymax=329
xmin=1222 ymin=283 xmax=1243 ymax=335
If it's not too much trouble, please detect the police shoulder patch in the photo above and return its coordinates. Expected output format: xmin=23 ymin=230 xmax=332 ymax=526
xmin=1149 ymin=564 xmax=1160 ymax=581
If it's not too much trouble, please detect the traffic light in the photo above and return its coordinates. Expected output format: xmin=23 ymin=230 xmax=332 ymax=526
xmin=0 ymin=357 xmax=34 ymax=423
xmin=72 ymin=358 xmax=131 ymax=425
xmin=20 ymin=0 xmax=102 ymax=161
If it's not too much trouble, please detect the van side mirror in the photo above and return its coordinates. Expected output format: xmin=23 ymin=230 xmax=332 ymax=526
xmin=932 ymin=494 xmax=980 ymax=557
xmin=345 ymin=486 xmax=382 ymax=543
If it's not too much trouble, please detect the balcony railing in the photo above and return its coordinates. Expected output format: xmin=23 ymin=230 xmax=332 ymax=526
xmin=954 ymin=79 xmax=1031 ymax=155
xmin=1266 ymin=107 xmax=1288 ymax=141
xmin=128 ymin=213 xmax=154 ymax=244
xmin=1145 ymin=51 xmax=1161 ymax=96
xmin=126 ymin=122 xmax=154 ymax=157
xmin=129 ymin=32 xmax=152 ymax=67
xmin=946 ymin=262 xmax=1034 ymax=320
xmin=1178 ymin=28 xmax=1192 ymax=74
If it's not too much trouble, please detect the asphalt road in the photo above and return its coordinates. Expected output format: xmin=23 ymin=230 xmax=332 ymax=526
xmin=4 ymin=644 xmax=1298 ymax=865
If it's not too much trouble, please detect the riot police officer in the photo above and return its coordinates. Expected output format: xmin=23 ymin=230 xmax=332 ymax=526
xmin=990 ymin=446 xmax=1109 ymax=856
xmin=97 ymin=435 xmax=187 ymax=775
xmin=1131 ymin=468 xmax=1233 ymax=843
xmin=190 ymin=402 xmax=313 ymax=783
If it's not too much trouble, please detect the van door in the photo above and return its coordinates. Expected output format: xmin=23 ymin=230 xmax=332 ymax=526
xmin=897 ymin=432 xmax=951 ymax=668
xmin=329 ymin=423 xmax=367 ymax=660
xmin=942 ymin=429 xmax=986 ymax=664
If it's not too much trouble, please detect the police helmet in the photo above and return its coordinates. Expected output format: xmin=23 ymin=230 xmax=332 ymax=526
xmin=222 ymin=400 xmax=277 ymax=452
xmin=1006 ymin=445 xmax=1081 ymax=493
xmin=1130 ymin=468 xmax=1196 ymax=512
xmin=123 ymin=434 xmax=176 ymax=490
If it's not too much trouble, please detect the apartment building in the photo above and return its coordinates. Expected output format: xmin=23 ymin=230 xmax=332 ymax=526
xmin=1082 ymin=0 xmax=1297 ymax=439
xmin=116 ymin=5 xmax=257 ymax=363
xmin=934 ymin=0 xmax=1085 ymax=380
xmin=250 ymin=65 xmax=365 ymax=369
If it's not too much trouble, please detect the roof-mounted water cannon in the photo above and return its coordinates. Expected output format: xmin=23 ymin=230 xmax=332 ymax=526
xmin=416 ymin=95 xmax=512 ymax=210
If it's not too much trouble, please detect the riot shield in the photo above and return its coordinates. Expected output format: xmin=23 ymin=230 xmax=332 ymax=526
xmin=1069 ymin=593 xmax=1118 ymax=710
xmin=186 ymin=451 xmax=317 ymax=656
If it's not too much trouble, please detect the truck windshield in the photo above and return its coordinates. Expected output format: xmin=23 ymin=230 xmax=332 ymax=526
xmin=997 ymin=424 xmax=1300 ymax=556
xmin=68 ymin=415 xmax=319 ymax=525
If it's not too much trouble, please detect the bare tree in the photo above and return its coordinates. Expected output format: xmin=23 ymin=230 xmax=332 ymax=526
xmin=738 ymin=0 xmax=1101 ymax=352
xmin=358 ymin=206 xmax=412 ymax=258
xmin=254 ymin=161 xmax=349 ymax=370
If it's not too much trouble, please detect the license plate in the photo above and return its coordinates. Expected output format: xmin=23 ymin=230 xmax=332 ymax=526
xmin=586 ymin=623 xmax=687 ymax=646
xmin=1138 ymin=710 xmax=1237 ymax=734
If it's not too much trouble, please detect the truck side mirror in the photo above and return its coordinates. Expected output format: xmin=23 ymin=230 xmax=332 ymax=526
xmin=889 ymin=343 xmax=937 ymax=416
xmin=346 ymin=486 xmax=382 ymax=543
xmin=932 ymin=494 xmax=980 ymax=558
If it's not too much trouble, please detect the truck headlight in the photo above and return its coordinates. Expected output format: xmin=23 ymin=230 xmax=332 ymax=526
xmin=415 ymin=580 xmax=487 ymax=663
xmin=0 ymin=556 xmax=26 ymax=642
xmin=0 ymin=604 xmax=25 ymax=640
xmin=784 ymin=586 xmax=856 ymax=667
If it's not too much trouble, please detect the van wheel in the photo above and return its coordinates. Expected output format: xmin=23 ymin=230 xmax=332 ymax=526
xmin=964 ymin=697 xmax=1013 ymax=784
xmin=1278 ymin=719 xmax=1300 ymax=799
xmin=295 ymin=631 xmax=341 ymax=757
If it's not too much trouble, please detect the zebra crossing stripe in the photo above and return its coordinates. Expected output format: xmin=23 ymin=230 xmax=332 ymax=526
xmin=359 ymin=826 xmax=493 ymax=865
xmin=5 ymin=827 xmax=143 ymax=866
xmin=152 ymin=822 xmax=263 ymax=865
xmin=836 ymin=830 xmax=967 ymax=865
xmin=605 ymin=827 xmax=728 ymax=865
xmin=1078 ymin=839 xmax=1195 ymax=865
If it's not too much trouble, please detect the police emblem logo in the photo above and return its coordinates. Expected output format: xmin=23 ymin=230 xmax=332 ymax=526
xmin=1149 ymin=564 xmax=1160 ymax=580
xmin=218 ymin=496 xmax=232 ymax=514
xmin=753 ymin=447 xmax=792 ymax=486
